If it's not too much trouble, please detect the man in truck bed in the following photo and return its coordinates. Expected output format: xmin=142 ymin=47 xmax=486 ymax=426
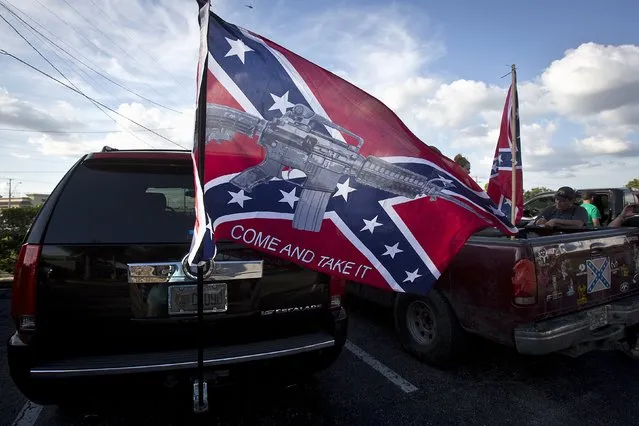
xmin=528 ymin=186 xmax=588 ymax=228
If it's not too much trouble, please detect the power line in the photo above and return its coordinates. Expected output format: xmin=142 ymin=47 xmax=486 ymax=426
xmin=60 ymin=0 xmax=150 ymax=75
xmin=1 ymin=1 xmax=117 ymax=109
xmin=0 ymin=1 xmax=183 ymax=114
xmin=0 ymin=9 xmax=156 ymax=149
xmin=0 ymin=50 xmax=188 ymax=150
xmin=0 ymin=177 xmax=54 ymax=184
xmin=30 ymin=0 xmax=168 ymax=102
xmin=85 ymin=0 xmax=189 ymax=92
xmin=0 ymin=127 xmax=176 ymax=134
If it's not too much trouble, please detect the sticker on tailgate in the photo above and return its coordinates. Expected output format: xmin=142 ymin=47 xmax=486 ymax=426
xmin=586 ymin=257 xmax=611 ymax=294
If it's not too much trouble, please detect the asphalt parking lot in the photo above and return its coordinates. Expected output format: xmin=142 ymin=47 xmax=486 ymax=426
xmin=2 ymin=288 xmax=639 ymax=426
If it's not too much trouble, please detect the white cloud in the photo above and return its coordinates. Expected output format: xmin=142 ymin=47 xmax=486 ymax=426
xmin=522 ymin=122 xmax=556 ymax=157
xmin=379 ymin=77 xmax=440 ymax=113
xmin=26 ymin=102 xmax=195 ymax=157
xmin=575 ymin=135 xmax=631 ymax=154
xmin=0 ymin=89 xmax=84 ymax=131
xmin=414 ymin=80 xmax=505 ymax=128
xmin=10 ymin=152 xmax=30 ymax=159
xmin=3 ymin=0 xmax=639 ymax=195
xmin=541 ymin=43 xmax=639 ymax=124
xmin=518 ymin=81 xmax=554 ymax=119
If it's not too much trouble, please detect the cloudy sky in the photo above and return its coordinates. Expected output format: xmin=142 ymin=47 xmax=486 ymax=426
xmin=1 ymin=0 xmax=638 ymax=197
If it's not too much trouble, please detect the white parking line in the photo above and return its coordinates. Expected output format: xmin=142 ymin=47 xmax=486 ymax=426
xmin=345 ymin=340 xmax=418 ymax=394
xmin=11 ymin=401 xmax=43 ymax=426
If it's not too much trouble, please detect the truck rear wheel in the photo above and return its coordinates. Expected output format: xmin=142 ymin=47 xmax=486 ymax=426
xmin=394 ymin=290 xmax=467 ymax=367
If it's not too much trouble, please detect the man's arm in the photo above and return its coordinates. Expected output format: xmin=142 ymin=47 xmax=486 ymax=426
xmin=546 ymin=218 xmax=585 ymax=227
xmin=527 ymin=206 xmax=552 ymax=226
xmin=610 ymin=204 xmax=638 ymax=228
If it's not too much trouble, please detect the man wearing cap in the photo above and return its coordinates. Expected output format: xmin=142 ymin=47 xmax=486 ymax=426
xmin=528 ymin=186 xmax=589 ymax=228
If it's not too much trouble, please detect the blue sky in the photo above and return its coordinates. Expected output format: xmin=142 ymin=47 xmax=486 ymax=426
xmin=1 ymin=0 xmax=638 ymax=197
xmin=427 ymin=0 xmax=638 ymax=82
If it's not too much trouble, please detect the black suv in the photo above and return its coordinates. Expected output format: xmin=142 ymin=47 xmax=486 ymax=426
xmin=7 ymin=148 xmax=348 ymax=405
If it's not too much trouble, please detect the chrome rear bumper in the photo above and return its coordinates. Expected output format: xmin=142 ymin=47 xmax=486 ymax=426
xmin=26 ymin=332 xmax=335 ymax=378
xmin=514 ymin=294 xmax=639 ymax=356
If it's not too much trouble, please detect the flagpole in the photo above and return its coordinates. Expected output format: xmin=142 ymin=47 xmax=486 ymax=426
xmin=195 ymin=54 xmax=208 ymax=413
xmin=510 ymin=64 xmax=518 ymax=235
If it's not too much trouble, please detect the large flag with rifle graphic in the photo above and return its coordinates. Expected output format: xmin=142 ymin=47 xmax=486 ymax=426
xmin=189 ymin=1 xmax=518 ymax=295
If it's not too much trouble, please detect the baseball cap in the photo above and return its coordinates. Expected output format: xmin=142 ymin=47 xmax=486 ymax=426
xmin=555 ymin=186 xmax=576 ymax=200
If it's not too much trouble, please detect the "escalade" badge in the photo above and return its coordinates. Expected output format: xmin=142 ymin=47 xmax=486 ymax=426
xmin=261 ymin=304 xmax=323 ymax=315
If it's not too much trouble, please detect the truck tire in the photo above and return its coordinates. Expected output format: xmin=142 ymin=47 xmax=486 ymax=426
xmin=394 ymin=290 xmax=467 ymax=367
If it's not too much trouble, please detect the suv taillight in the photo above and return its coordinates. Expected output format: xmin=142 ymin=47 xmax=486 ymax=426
xmin=329 ymin=276 xmax=346 ymax=309
xmin=512 ymin=259 xmax=537 ymax=306
xmin=11 ymin=244 xmax=41 ymax=336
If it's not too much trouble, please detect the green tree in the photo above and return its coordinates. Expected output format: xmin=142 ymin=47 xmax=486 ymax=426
xmin=524 ymin=187 xmax=554 ymax=202
xmin=626 ymin=178 xmax=639 ymax=190
xmin=0 ymin=206 xmax=40 ymax=273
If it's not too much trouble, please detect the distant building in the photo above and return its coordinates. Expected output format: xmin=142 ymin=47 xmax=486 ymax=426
xmin=0 ymin=193 xmax=49 ymax=210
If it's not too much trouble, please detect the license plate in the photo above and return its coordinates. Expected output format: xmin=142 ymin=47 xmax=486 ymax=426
xmin=587 ymin=306 xmax=609 ymax=330
xmin=168 ymin=283 xmax=228 ymax=315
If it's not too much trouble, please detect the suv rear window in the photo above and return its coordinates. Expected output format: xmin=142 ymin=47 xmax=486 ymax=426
xmin=44 ymin=160 xmax=196 ymax=244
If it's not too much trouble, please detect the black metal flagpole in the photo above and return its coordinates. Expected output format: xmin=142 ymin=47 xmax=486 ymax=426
xmin=195 ymin=53 xmax=208 ymax=414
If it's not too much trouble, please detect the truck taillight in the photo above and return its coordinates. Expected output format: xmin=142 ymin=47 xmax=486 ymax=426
xmin=11 ymin=244 xmax=41 ymax=336
xmin=329 ymin=276 xmax=346 ymax=309
xmin=512 ymin=259 xmax=536 ymax=306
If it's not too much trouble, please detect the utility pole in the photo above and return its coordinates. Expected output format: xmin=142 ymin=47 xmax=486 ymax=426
xmin=5 ymin=179 xmax=21 ymax=208
xmin=8 ymin=178 xmax=12 ymax=208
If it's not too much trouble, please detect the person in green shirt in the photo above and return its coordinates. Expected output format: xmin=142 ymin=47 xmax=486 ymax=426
xmin=581 ymin=191 xmax=601 ymax=227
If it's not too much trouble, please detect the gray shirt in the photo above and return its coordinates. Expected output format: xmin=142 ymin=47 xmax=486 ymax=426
xmin=539 ymin=205 xmax=589 ymax=225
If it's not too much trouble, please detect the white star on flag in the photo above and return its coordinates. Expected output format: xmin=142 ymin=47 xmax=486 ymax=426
xmin=436 ymin=175 xmax=453 ymax=186
xmin=227 ymin=189 xmax=252 ymax=208
xmin=268 ymin=91 xmax=295 ymax=115
xmin=382 ymin=242 xmax=403 ymax=259
xmin=333 ymin=178 xmax=357 ymax=201
xmin=360 ymin=215 xmax=383 ymax=234
xmin=224 ymin=37 xmax=254 ymax=64
xmin=490 ymin=206 xmax=505 ymax=217
xmin=403 ymin=269 xmax=422 ymax=283
xmin=205 ymin=213 xmax=214 ymax=239
xmin=278 ymin=188 xmax=299 ymax=209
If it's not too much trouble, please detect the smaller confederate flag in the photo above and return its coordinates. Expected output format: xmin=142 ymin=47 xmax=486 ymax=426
xmin=487 ymin=82 xmax=523 ymax=224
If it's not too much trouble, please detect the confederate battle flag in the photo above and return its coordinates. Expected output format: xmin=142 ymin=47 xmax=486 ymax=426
xmin=189 ymin=0 xmax=517 ymax=295
xmin=487 ymin=83 xmax=524 ymax=224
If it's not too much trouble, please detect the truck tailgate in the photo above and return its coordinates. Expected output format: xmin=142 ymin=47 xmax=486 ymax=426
xmin=531 ymin=228 xmax=639 ymax=317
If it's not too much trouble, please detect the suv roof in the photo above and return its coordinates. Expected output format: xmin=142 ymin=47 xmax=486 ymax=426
xmin=86 ymin=147 xmax=191 ymax=161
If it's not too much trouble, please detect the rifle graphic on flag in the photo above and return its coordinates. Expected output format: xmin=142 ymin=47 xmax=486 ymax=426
xmin=487 ymin=65 xmax=524 ymax=226
xmin=188 ymin=0 xmax=518 ymax=298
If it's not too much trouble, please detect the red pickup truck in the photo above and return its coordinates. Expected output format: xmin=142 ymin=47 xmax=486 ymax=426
xmin=347 ymin=225 xmax=639 ymax=366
